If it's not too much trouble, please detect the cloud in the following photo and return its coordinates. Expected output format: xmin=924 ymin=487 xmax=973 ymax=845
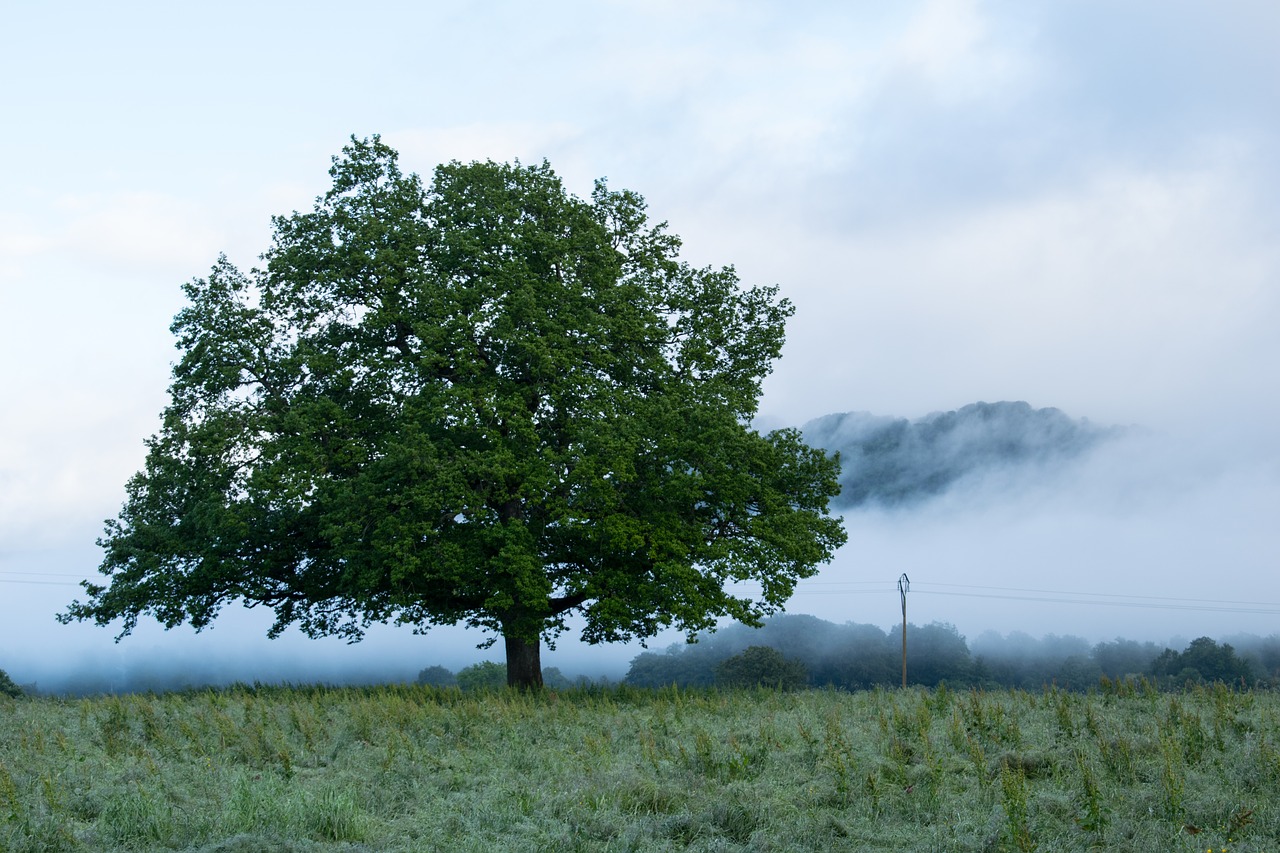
xmin=0 ymin=389 xmax=159 ymax=548
xmin=756 ymin=151 xmax=1280 ymax=427
xmin=391 ymin=123 xmax=586 ymax=174
xmin=891 ymin=0 xmax=1011 ymax=98
xmin=53 ymin=192 xmax=224 ymax=277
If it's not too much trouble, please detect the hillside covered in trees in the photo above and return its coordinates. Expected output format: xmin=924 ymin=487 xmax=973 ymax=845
xmin=802 ymin=401 xmax=1123 ymax=508
xmin=623 ymin=615 xmax=1277 ymax=691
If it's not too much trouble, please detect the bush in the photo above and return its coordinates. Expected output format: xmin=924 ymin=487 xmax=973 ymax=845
xmin=716 ymin=646 xmax=808 ymax=690
xmin=0 ymin=668 xmax=21 ymax=698
xmin=416 ymin=665 xmax=457 ymax=687
xmin=541 ymin=667 xmax=573 ymax=689
xmin=456 ymin=661 xmax=507 ymax=691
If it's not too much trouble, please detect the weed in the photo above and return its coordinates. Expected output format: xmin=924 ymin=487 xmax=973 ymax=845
xmin=100 ymin=782 xmax=176 ymax=847
xmin=1073 ymin=748 xmax=1107 ymax=838
xmin=1054 ymin=692 xmax=1076 ymax=741
xmin=864 ymin=769 xmax=884 ymax=818
xmin=0 ymin=760 xmax=21 ymax=825
xmin=1097 ymin=735 xmax=1135 ymax=784
xmin=964 ymin=729 xmax=988 ymax=788
xmin=96 ymin=695 xmax=132 ymax=758
xmin=1000 ymin=760 xmax=1035 ymax=852
xmin=306 ymin=787 xmax=369 ymax=842
xmin=1159 ymin=732 xmax=1186 ymax=820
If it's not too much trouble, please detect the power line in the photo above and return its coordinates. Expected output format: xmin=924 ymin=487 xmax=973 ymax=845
xmin=913 ymin=589 xmax=1280 ymax=615
xmin=0 ymin=570 xmax=87 ymax=578
xmin=0 ymin=570 xmax=87 ymax=587
xmin=794 ymin=579 xmax=1280 ymax=607
xmin=922 ymin=581 xmax=1280 ymax=609
xmin=790 ymin=578 xmax=1280 ymax=616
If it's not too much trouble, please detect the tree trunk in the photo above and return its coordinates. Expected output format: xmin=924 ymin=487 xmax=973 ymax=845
xmin=504 ymin=633 xmax=543 ymax=689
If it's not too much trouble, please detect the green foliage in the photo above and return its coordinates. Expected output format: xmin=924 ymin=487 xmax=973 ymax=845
xmin=59 ymin=136 xmax=846 ymax=688
xmin=1073 ymin=748 xmax=1107 ymax=837
xmin=999 ymin=760 xmax=1036 ymax=851
xmin=538 ymin=666 xmax=573 ymax=689
xmin=1092 ymin=637 xmax=1164 ymax=680
xmin=895 ymin=621 xmax=974 ymax=687
xmin=1150 ymin=637 xmax=1254 ymax=686
xmin=0 ymin=668 xmax=21 ymax=698
xmin=715 ymin=645 xmax=808 ymax=689
xmin=415 ymin=665 xmax=456 ymax=688
xmin=455 ymin=661 xmax=507 ymax=691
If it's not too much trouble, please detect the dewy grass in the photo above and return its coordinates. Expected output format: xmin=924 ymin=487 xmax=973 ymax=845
xmin=2 ymin=684 xmax=1280 ymax=851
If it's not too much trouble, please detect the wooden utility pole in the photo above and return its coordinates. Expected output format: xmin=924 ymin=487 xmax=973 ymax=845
xmin=898 ymin=573 xmax=910 ymax=688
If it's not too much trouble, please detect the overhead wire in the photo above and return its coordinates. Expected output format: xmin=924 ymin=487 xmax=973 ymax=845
xmin=0 ymin=570 xmax=87 ymax=586
xmin=789 ymin=578 xmax=1280 ymax=616
xmin=5 ymin=573 xmax=1280 ymax=615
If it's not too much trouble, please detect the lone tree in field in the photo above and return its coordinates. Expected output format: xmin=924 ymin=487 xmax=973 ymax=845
xmin=61 ymin=137 xmax=846 ymax=688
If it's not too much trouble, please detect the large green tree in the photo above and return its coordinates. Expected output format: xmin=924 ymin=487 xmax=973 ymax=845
xmin=61 ymin=137 xmax=846 ymax=688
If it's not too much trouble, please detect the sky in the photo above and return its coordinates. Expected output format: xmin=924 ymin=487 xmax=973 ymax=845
xmin=2 ymin=1 xmax=1278 ymax=688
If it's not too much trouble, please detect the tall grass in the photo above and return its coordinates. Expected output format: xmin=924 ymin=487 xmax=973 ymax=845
xmin=1 ymin=681 xmax=1277 ymax=851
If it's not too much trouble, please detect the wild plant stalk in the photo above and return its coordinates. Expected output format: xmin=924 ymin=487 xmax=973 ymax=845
xmin=1000 ymin=760 xmax=1035 ymax=852
xmin=1073 ymin=748 xmax=1107 ymax=839
xmin=1158 ymin=732 xmax=1186 ymax=821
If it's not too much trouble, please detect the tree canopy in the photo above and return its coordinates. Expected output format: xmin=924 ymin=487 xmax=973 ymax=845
xmin=61 ymin=137 xmax=846 ymax=688
xmin=1150 ymin=637 xmax=1254 ymax=686
xmin=715 ymin=645 xmax=808 ymax=690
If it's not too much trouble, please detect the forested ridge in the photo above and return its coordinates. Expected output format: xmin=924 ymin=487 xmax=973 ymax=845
xmin=803 ymin=401 xmax=1123 ymax=508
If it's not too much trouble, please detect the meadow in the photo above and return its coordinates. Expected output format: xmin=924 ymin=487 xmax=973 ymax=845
xmin=2 ymin=680 xmax=1278 ymax=851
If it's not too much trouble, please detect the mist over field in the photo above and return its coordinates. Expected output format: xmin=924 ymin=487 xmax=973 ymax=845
xmin=797 ymin=408 xmax=1279 ymax=631
xmin=5 ymin=399 xmax=1277 ymax=695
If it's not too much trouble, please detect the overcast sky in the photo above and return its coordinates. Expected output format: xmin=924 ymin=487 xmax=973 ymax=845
xmin=2 ymin=1 xmax=1279 ymax=686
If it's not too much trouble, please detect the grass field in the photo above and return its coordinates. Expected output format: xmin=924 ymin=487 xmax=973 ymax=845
xmin=2 ymin=680 xmax=1278 ymax=851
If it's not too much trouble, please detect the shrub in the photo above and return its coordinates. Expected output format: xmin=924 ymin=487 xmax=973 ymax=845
xmin=541 ymin=667 xmax=573 ymax=689
xmin=416 ymin=665 xmax=457 ymax=687
xmin=715 ymin=646 xmax=808 ymax=690
xmin=456 ymin=661 xmax=507 ymax=691
xmin=0 ymin=668 xmax=21 ymax=698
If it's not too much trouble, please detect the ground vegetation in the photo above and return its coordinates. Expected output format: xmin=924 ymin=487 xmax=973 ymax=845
xmin=2 ymin=681 xmax=1277 ymax=850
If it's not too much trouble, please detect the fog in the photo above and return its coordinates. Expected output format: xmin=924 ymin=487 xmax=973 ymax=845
xmin=3 ymin=404 xmax=1277 ymax=694
xmin=790 ymin=417 xmax=1280 ymax=645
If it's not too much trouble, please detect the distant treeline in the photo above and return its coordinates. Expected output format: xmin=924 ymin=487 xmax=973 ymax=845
xmin=8 ymin=615 xmax=1276 ymax=697
xmin=621 ymin=615 xmax=1280 ymax=691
